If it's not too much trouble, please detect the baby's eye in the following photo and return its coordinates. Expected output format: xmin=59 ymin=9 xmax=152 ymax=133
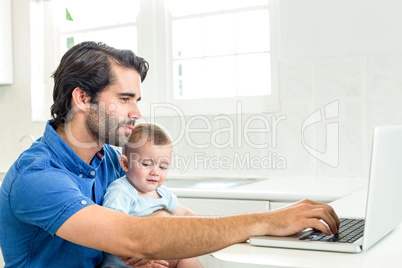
xmin=142 ymin=162 xmax=152 ymax=167
xmin=159 ymin=164 xmax=169 ymax=170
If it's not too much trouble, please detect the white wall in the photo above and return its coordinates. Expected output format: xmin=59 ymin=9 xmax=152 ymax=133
xmin=278 ymin=0 xmax=402 ymax=177
xmin=158 ymin=0 xmax=402 ymax=179
xmin=0 ymin=0 xmax=46 ymax=173
xmin=1 ymin=0 xmax=402 ymax=179
xmin=0 ymin=0 xmax=13 ymax=84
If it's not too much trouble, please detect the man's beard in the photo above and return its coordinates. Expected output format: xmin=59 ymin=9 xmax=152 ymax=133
xmin=86 ymin=103 xmax=134 ymax=147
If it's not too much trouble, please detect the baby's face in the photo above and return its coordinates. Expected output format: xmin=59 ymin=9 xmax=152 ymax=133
xmin=126 ymin=141 xmax=173 ymax=195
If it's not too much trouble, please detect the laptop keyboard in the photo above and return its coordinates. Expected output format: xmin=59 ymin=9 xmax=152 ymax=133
xmin=299 ymin=218 xmax=365 ymax=243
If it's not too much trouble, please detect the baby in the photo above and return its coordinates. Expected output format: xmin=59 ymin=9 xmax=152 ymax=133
xmin=101 ymin=123 xmax=203 ymax=268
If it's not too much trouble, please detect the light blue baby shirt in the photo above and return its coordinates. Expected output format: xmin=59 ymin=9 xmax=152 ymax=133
xmin=101 ymin=176 xmax=178 ymax=268
xmin=102 ymin=176 xmax=178 ymax=216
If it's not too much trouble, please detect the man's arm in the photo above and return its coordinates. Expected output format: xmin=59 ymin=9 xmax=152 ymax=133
xmin=55 ymin=199 xmax=339 ymax=261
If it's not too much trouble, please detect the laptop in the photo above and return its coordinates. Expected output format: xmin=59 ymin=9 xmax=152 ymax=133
xmin=250 ymin=125 xmax=402 ymax=253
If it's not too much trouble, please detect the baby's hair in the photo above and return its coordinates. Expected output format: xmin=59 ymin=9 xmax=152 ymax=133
xmin=123 ymin=123 xmax=172 ymax=155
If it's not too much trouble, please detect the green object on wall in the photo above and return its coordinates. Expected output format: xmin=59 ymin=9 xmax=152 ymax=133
xmin=67 ymin=37 xmax=75 ymax=49
xmin=66 ymin=8 xmax=73 ymax=21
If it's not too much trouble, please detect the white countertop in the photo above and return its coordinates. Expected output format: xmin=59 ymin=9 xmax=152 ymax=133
xmin=169 ymin=177 xmax=368 ymax=202
xmin=208 ymin=188 xmax=402 ymax=268
xmin=2 ymin=174 xmax=368 ymax=203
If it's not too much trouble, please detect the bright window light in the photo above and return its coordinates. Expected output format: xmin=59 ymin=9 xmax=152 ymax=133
xmin=170 ymin=2 xmax=271 ymax=100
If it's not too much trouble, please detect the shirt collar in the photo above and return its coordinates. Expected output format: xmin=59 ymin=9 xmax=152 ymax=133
xmin=43 ymin=120 xmax=105 ymax=178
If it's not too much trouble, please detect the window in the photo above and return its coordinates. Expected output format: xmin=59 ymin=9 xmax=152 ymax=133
xmin=170 ymin=2 xmax=271 ymax=99
xmin=30 ymin=0 xmax=279 ymax=121
xmin=54 ymin=0 xmax=139 ymax=56
xmin=138 ymin=0 xmax=279 ymax=116
xmin=30 ymin=0 xmax=139 ymax=121
xmin=164 ymin=0 xmax=278 ymax=115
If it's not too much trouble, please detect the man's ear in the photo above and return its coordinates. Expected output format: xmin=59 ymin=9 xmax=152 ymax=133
xmin=119 ymin=155 xmax=129 ymax=172
xmin=71 ymin=87 xmax=90 ymax=111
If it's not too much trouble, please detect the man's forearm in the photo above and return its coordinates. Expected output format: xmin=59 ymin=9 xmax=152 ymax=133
xmin=128 ymin=213 xmax=265 ymax=260
xmin=56 ymin=200 xmax=339 ymax=262
xmin=122 ymin=199 xmax=339 ymax=260
xmin=57 ymin=204 xmax=264 ymax=260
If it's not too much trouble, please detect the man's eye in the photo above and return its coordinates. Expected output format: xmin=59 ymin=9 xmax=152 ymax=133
xmin=121 ymin=97 xmax=129 ymax=103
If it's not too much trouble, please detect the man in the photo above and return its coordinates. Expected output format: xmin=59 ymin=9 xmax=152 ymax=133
xmin=0 ymin=41 xmax=339 ymax=267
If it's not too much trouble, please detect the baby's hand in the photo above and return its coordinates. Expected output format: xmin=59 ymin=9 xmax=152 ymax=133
xmin=118 ymin=256 xmax=169 ymax=268
xmin=134 ymin=260 xmax=170 ymax=268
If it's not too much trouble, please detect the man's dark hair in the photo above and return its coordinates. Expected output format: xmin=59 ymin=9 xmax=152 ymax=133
xmin=50 ymin=41 xmax=149 ymax=129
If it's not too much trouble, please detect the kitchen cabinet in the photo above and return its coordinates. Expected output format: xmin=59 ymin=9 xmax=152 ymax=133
xmin=178 ymin=198 xmax=270 ymax=216
xmin=172 ymin=177 xmax=367 ymax=218
xmin=270 ymin=201 xmax=293 ymax=210
xmin=0 ymin=0 xmax=13 ymax=84
xmin=179 ymin=198 xmax=321 ymax=215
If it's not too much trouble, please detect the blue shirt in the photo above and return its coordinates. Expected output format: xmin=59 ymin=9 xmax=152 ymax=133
xmin=0 ymin=120 xmax=124 ymax=268
xmin=101 ymin=176 xmax=178 ymax=268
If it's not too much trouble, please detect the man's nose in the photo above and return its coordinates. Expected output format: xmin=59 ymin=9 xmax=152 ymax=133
xmin=129 ymin=102 xmax=142 ymax=120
